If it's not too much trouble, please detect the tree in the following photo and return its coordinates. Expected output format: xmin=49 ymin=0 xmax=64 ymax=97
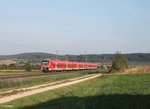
xmin=25 ymin=62 xmax=32 ymax=72
xmin=110 ymin=52 xmax=128 ymax=72
xmin=0 ymin=64 xmax=8 ymax=70
xmin=9 ymin=63 xmax=16 ymax=70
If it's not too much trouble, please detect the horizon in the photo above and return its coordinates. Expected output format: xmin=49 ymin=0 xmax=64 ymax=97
xmin=0 ymin=0 xmax=150 ymax=55
xmin=0 ymin=51 xmax=150 ymax=56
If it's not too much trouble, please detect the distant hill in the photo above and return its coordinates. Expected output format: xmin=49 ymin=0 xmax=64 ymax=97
xmin=0 ymin=52 xmax=150 ymax=65
xmin=0 ymin=52 xmax=56 ymax=63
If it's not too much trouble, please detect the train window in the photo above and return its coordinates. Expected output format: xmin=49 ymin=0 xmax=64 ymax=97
xmin=42 ymin=61 xmax=49 ymax=66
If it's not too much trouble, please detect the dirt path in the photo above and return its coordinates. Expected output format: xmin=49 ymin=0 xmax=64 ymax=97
xmin=0 ymin=74 xmax=102 ymax=104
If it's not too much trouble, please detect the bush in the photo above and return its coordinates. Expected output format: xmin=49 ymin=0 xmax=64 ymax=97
xmin=25 ymin=62 xmax=32 ymax=72
xmin=110 ymin=53 xmax=128 ymax=73
xmin=9 ymin=63 xmax=17 ymax=70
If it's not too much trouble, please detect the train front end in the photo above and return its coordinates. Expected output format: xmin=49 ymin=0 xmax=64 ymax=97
xmin=40 ymin=60 xmax=50 ymax=73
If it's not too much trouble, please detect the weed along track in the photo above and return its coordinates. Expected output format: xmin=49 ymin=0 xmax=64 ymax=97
xmin=0 ymin=74 xmax=102 ymax=104
xmin=0 ymin=71 xmax=82 ymax=80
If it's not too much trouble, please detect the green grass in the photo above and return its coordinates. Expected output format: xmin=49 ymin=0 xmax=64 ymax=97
xmin=0 ymin=70 xmax=41 ymax=75
xmin=0 ymin=70 xmax=99 ymax=91
xmin=1 ymin=73 xmax=150 ymax=109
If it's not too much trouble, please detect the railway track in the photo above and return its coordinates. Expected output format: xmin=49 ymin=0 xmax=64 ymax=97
xmin=0 ymin=71 xmax=74 ymax=80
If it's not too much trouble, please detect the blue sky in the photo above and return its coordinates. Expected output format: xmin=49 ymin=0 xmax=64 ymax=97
xmin=0 ymin=0 xmax=150 ymax=55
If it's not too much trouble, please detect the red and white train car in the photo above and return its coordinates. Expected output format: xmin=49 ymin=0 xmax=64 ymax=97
xmin=40 ymin=60 xmax=98 ymax=72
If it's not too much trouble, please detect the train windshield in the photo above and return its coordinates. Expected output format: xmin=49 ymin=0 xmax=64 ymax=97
xmin=41 ymin=61 xmax=49 ymax=66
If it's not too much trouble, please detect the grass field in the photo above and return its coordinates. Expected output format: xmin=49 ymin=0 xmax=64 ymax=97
xmin=0 ymin=70 xmax=100 ymax=91
xmin=1 ymin=73 xmax=150 ymax=109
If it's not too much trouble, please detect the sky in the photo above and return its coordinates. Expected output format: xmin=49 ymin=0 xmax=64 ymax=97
xmin=0 ymin=0 xmax=150 ymax=55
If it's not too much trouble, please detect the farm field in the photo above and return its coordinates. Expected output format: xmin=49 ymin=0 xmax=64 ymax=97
xmin=1 ymin=73 xmax=150 ymax=109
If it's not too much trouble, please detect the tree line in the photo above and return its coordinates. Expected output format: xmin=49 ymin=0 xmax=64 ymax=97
xmin=1 ymin=52 xmax=150 ymax=64
xmin=0 ymin=63 xmax=40 ymax=71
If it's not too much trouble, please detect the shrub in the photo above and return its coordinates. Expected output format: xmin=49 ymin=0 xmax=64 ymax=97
xmin=110 ymin=53 xmax=128 ymax=72
xmin=25 ymin=62 xmax=32 ymax=72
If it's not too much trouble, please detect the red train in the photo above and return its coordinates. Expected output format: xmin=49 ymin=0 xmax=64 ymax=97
xmin=40 ymin=60 xmax=98 ymax=72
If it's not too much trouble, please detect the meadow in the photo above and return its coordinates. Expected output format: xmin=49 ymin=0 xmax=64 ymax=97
xmin=0 ymin=70 xmax=100 ymax=91
xmin=1 ymin=72 xmax=150 ymax=109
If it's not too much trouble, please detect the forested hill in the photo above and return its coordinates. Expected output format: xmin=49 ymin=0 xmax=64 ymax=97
xmin=0 ymin=52 xmax=150 ymax=64
xmin=0 ymin=52 xmax=56 ymax=60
